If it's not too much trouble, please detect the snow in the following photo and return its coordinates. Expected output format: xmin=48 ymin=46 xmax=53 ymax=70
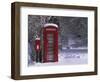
xmin=28 ymin=49 xmax=88 ymax=66
xmin=44 ymin=23 xmax=58 ymax=28
xmin=58 ymin=49 xmax=88 ymax=65
xmin=35 ymin=37 xmax=40 ymax=40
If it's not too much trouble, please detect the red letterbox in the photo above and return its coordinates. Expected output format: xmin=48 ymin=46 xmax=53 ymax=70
xmin=35 ymin=37 xmax=41 ymax=62
xmin=35 ymin=38 xmax=40 ymax=51
xmin=42 ymin=23 xmax=58 ymax=63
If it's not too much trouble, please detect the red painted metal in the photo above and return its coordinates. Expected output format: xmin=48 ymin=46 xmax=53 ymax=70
xmin=43 ymin=25 xmax=58 ymax=62
xmin=35 ymin=38 xmax=40 ymax=51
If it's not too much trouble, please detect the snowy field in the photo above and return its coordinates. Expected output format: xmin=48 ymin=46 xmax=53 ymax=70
xmin=28 ymin=49 xmax=88 ymax=67
xmin=58 ymin=49 xmax=88 ymax=64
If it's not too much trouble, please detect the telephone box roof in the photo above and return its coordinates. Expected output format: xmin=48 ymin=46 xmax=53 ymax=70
xmin=44 ymin=23 xmax=58 ymax=28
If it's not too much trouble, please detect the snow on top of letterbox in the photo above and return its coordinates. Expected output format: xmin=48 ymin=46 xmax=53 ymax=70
xmin=35 ymin=37 xmax=40 ymax=40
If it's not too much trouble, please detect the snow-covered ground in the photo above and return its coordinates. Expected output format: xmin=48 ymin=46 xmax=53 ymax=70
xmin=28 ymin=49 xmax=88 ymax=67
xmin=58 ymin=49 xmax=88 ymax=64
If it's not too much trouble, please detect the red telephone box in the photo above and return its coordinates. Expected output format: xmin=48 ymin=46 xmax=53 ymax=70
xmin=42 ymin=23 xmax=58 ymax=62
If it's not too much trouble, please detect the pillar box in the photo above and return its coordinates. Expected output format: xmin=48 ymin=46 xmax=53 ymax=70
xmin=35 ymin=37 xmax=41 ymax=62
